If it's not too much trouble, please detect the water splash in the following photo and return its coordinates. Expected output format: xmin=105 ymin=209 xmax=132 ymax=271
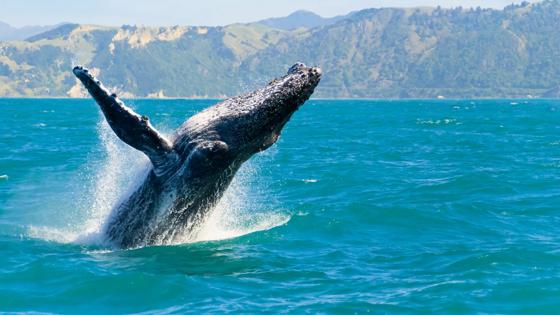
xmin=178 ymin=157 xmax=290 ymax=244
xmin=28 ymin=117 xmax=148 ymax=245
xmin=28 ymin=116 xmax=290 ymax=247
xmin=75 ymin=118 xmax=150 ymax=245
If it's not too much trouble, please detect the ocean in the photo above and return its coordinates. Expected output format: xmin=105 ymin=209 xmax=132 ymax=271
xmin=1 ymin=98 xmax=559 ymax=313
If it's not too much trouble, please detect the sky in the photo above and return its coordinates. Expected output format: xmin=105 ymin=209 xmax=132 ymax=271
xmin=0 ymin=0 xmax=531 ymax=27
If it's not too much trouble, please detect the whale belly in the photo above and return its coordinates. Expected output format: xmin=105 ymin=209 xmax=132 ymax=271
xmin=105 ymin=172 xmax=164 ymax=247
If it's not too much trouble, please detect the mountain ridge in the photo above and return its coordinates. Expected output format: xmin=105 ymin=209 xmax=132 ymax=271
xmin=0 ymin=2 xmax=559 ymax=99
xmin=255 ymin=10 xmax=351 ymax=30
xmin=0 ymin=21 xmax=67 ymax=41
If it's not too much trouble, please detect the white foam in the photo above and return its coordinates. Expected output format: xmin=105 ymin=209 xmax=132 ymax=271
xmin=188 ymin=209 xmax=290 ymax=243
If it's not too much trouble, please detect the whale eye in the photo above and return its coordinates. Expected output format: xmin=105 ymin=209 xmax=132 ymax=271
xmin=198 ymin=141 xmax=228 ymax=157
xmin=187 ymin=141 xmax=230 ymax=175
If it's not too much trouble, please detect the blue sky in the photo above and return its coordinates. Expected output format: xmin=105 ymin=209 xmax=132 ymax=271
xmin=1 ymin=0 xmax=531 ymax=27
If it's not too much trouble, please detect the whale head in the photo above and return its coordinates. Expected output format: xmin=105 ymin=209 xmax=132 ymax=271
xmin=177 ymin=63 xmax=322 ymax=175
xmin=220 ymin=62 xmax=322 ymax=158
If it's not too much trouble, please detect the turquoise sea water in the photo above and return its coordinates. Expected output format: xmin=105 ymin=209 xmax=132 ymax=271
xmin=1 ymin=98 xmax=560 ymax=313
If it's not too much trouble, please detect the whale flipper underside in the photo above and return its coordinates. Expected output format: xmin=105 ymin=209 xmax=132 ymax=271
xmin=73 ymin=66 xmax=178 ymax=176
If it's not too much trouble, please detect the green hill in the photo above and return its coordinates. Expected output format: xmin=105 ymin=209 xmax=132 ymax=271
xmin=0 ymin=1 xmax=559 ymax=98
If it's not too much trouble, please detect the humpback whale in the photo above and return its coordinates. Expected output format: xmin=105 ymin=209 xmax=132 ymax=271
xmin=73 ymin=63 xmax=321 ymax=248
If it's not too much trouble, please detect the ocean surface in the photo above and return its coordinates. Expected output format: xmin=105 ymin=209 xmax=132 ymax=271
xmin=1 ymin=98 xmax=560 ymax=314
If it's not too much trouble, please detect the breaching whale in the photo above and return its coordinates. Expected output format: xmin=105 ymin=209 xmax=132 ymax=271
xmin=73 ymin=63 xmax=321 ymax=248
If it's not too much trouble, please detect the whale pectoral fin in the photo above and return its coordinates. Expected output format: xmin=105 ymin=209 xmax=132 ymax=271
xmin=187 ymin=141 xmax=230 ymax=175
xmin=73 ymin=66 xmax=177 ymax=176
